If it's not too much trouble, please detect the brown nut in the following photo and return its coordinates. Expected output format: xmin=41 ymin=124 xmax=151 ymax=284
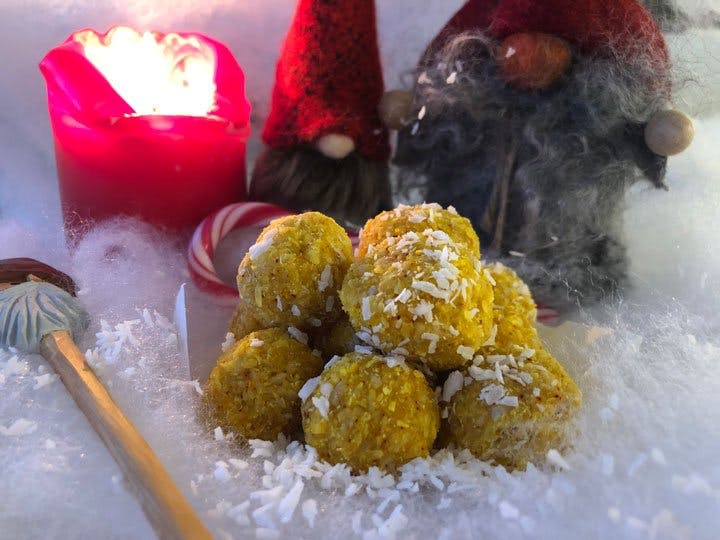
xmin=645 ymin=109 xmax=695 ymax=156
xmin=497 ymin=32 xmax=572 ymax=91
xmin=378 ymin=90 xmax=413 ymax=130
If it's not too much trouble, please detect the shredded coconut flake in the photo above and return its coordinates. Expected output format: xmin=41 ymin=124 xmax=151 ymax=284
xmin=221 ymin=332 xmax=236 ymax=352
xmin=482 ymin=325 xmax=498 ymax=347
xmin=547 ymin=449 xmax=571 ymax=470
xmin=478 ymin=384 xmax=507 ymax=406
xmin=277 ymin=478 xmax=304 ymax=523
xmin=354 ymin=345 xmax=374 ymax=355
xmin=519 ymin=347 xmax=536 ymax=360
xmin=250 ymin=338 xmax=264 ymax=348
xmin=325 ymin=355 xmax=341 ymax=369
xmin=468 ymin=365 xmax=496 ymax=381
xmin=287 ymin=327 xmax=308 ymax=345
xmin=0 ymin=418 xmax=37 ymax=436
xmin=318 ymin=265 xmax=333 ymax=292
xmin=383 ymin=300 xmax=398 ymax=316
xmin=214 ymin=463 xmax=231 ymax=483
xmin=385 ymin=356 xmax=406 ymax=368
xmin=457 ymin=345 xmax=475 ymax=361
xmin=32 ymin=373 xmax=57 ymax=390
xmin=442 ymin=371 xmax=464 ymax=402
xmin=394 ymin=289 xmax=412 ymax=304
xmin=421 ymin=332 xmax=440 ymax=354
xmin=409 ymin=300 xmax=434 ymax=322
xmin=362 ymin=297 xmax=373 ymax=321
xmin=412 ymin=280 xmax=450 ymax=301
xmin=298 ymin=376 xmax=321 ymax=403
xmin=302 ymin=499 xmax=318 ymax=528
xmin=311 ymin=396 xmax=330 ymax=419
xmin=249 ymin=229 xmax=278 ymax=260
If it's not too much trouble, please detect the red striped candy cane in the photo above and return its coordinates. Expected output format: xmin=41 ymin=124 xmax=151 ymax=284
xmin=536 ymin=304 xmax=560 ymax=326
xmin=188 ymin=202 xmax=292 ymax=298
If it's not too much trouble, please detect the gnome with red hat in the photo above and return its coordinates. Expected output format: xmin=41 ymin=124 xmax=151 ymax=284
xmin=390 ymin=0 xmax=695 ymax=316
xmin=250 ymin=0 xmax=391 ymax=227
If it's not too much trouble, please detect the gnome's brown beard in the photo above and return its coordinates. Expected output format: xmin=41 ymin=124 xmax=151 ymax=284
xmin=250 ymin=146 xmax=391 ymax=229
xmin=394 ymin=33 xmax=670 ymax=315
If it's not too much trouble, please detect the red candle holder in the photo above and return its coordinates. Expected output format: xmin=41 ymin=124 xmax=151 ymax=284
xmin=40 ymin=27 xmax=251 ymax=236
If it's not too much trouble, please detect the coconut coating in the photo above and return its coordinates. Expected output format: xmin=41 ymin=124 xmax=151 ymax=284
xmin=357 ymin=203 xmax=480 ymax=259
xmin=237 ymin=212 xmax=352 ymax=331
xmin=340 ymin=231 xmax=494 ymax=371
xmin=205 ymin=328 xmax=323 ymax=441
xmin=302 ymin=353 xmax=440 ymax=471
xmin=440 ymin=349 xmax=582 ymax=470
xmin=482 ymin=262 xmax=543 ymax=354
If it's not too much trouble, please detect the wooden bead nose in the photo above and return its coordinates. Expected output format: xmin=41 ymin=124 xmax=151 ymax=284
xmin=379 ymin=89 xmax=413 ymax=130
xmin=644 ymin=109 xmax=695 ymax=156
xmin=497 ymin=32 xmax=572 ymax=91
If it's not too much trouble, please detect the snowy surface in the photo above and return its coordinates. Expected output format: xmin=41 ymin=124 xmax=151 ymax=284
xmin=1 ymin=1 xmax=720 ymax=539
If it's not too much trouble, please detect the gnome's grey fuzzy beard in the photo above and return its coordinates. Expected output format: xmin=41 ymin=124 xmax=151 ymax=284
xmin=394 ymin=33 xmax=670 ymax=315
xmin=250 ymin=146 xmax=392 ymax=230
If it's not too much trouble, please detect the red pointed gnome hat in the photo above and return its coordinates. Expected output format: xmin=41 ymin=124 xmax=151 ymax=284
xmin=426 ymin=0 xmax=668 ymax=69
xmin=262 ymin=0 xmax=390 ymax=162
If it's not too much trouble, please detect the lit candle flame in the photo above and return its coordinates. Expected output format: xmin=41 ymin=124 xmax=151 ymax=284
xmin=75 ymin=26 xmax=217 ymax=117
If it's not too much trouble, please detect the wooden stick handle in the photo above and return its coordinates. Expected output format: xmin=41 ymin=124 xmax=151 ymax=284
xmin=40 ymin=331 xmax=212 ymax=540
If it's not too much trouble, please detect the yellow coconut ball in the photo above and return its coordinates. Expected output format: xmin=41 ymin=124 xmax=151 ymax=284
xmin=340 ymin=231 xmax=494 ymax=371
xmin=482 ymin=262 xmax=543 ymax=354
xmin=357 ymin=203 xmax=481 ymax=259
xmin=205 ymin=328 xmax=323 ymax=441
xmin=301 ymin=353 xmax=439 ymax=471
xmin=236 ymin=212 xmax=352 ymax=332
xmin=439 ymin=349 xmax=582 ymax=470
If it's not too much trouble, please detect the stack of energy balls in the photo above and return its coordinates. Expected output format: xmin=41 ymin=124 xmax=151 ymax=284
xmin=205 ymin=205 xmax=582 ymax=472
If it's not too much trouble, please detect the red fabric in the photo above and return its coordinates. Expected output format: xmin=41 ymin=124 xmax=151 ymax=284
xmin=262 ymin=0 xmax=390 ymax=162
xmin=427 ymin=0 xmax=668 ymax=68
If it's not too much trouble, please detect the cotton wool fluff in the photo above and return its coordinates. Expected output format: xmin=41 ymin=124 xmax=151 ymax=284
xmin=1 ymin=1 xmax=720 ymax=539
